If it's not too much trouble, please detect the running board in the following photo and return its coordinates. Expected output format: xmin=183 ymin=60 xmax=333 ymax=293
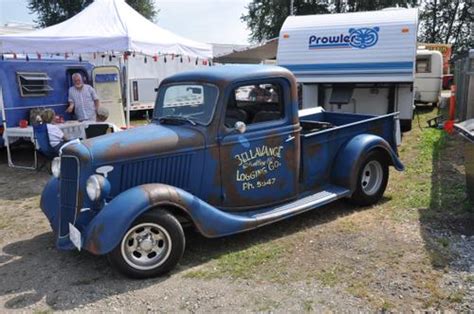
xmin=254 ymin=185 xmax=351 ymax=227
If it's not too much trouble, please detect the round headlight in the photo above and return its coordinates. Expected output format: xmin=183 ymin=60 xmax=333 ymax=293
xmin=86 ymin=175 xmax=102 ymax=201
xmin=51 ymin=157 xmax=61 ymax=178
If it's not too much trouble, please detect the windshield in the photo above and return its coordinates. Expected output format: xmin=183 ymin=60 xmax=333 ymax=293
xmin=154 ymin=83 xmax=219 ymax=126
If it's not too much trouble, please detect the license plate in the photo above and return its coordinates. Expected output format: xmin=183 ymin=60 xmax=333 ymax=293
xmin=69 ymin=223 xmax=82 ymax=251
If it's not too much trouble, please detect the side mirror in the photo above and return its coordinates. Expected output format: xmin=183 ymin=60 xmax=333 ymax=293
xmin=234 ymin=121 xmax=246 ymax=134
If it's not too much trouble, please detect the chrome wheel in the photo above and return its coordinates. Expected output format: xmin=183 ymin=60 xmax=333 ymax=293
xmin=360 ymin=160 xmax=383 ymax=196
xmin=121 ymin=223 xmax=172 ymax=271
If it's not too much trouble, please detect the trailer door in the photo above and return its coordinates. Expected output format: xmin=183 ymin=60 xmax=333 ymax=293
xmin=92 ymin=66 xmax=126 ymax=128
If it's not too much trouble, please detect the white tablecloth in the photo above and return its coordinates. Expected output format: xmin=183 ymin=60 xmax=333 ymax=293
xmin=3 ymin=121 xmax=119 ymax=147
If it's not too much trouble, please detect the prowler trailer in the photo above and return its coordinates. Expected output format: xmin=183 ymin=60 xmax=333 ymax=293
xmin=277 ymin=8 xmax=418 ymax=133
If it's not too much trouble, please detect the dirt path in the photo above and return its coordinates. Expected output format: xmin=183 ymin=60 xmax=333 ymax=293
xmin=0 ymin=110 xmax=472 ymax=312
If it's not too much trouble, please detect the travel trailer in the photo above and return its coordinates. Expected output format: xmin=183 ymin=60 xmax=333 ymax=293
xmin=277 ymin=8 xmax=418 ymax=132
xmin=414 ymin=49 xmax=443 ymax=105
xmin=0 ymin=56 xmax=126 ymax=148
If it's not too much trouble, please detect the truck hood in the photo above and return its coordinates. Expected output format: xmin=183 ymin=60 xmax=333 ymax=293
xmin=79 ymin=123 xmax=205 ymax=164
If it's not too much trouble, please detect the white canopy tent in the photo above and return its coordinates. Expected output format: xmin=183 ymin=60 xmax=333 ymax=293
xmin=0 ymin=0 xmax=212 ymax=58
xmin=0 ymin=0 xmax=213 ymax=125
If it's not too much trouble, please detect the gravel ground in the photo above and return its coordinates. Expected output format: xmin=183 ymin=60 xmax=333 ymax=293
xmin=0 ymin=111 xmax=472 ymax=312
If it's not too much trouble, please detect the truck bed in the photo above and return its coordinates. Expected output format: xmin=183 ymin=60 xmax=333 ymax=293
xmin=298 ymin=111 xmax=398 ymax=190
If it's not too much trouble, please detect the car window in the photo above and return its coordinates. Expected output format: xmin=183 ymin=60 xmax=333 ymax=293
xmin=224 ymin=83 xmax=284 ymax=128
xmin=154 ymin=83 xmax=219 ymax=126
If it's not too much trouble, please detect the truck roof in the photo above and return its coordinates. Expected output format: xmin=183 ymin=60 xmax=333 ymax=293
xmin=161 ymin=65 xmax=296 ymax=86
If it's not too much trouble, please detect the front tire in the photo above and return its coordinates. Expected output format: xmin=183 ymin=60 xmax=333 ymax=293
xmin=349 ymin=150 xmax=389 ymax=206
xmin=107 ymin=209 xmax=185 ymax=279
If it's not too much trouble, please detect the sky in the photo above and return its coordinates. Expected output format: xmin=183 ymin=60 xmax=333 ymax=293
xmin=0 ymin=0 xmax=252 ymax=44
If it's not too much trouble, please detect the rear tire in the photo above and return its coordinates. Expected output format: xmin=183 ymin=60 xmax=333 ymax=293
xmin=350 ymin=150 xmax=389 ymax=206
xmin=107 ymin=209 xmax=185 ymax=279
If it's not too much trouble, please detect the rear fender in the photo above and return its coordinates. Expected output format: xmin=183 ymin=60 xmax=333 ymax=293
xmin=82 ymin=184 xmax=256 ymax=255
xmin=331 ymin=134 xmax=404 ymax=192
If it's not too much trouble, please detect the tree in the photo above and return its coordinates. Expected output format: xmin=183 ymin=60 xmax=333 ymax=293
xmin=28 ymin=0 xmax=158 ymax=27
xmin=241 ymin=0 xmax=329 ymax=43
xmin=418 ymin=0 xmax=473 ymax=58
xmin=341 ymin=0 xmax=417 ymax=12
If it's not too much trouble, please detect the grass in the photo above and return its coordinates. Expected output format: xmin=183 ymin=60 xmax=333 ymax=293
xmin=315 ymin=265 xmax=344 ymax=287
xmin=302 ymin=299 xmax=314 ymax=312
xmin=180 ymin=109 xmax=471 ymax=310
xmin=0 ymin=215 xmax=12 ymax=230
xmin=387 ymin=126 xmax=446 ymax=212
xmin=184 ymin=241 xmax=285 ymax=281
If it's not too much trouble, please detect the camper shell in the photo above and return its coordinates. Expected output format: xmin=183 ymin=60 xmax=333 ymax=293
xmin=277 ymin=8 xmax=418 ymax=132
xmin=0 ymin=57 xmax=94 ymax=147
xmin=414 ymin=49 xmax=443 ymax=105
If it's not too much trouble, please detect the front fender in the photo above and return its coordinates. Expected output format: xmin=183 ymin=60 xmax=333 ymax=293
xmin=40 ymin=177 xmax=60 ymax=234
xmin=82 ymin=184 xmax=256 ymax=255
xmin=331 ymin=134 xmax=404 ymax=192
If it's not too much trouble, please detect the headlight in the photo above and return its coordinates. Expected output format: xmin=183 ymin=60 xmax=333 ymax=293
xmin=86 ymin=175 xmax=102 ymax=201
xmin=86 ymin=174 xmax=111 ymax=202
xmin=51 ymin=157 xmax=61 ymax=178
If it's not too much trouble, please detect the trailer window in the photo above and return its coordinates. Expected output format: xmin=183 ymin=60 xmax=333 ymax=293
xmin=416 ymin=57 xmax=431 ymax=73
xmin=17 ymin=72 xmax=53 ymax=97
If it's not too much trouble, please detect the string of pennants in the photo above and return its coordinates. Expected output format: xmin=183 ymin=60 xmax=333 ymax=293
xmin=0 ymin=51 xmax=213 ymax=66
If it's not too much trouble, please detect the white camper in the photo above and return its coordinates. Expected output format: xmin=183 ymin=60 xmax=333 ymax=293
xmin=277 ymin=8 xmax=418 ymax=132
xmin=414 ymin=49 xmax=443 ymax=105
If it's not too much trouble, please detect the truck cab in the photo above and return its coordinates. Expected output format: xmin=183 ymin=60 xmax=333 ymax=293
xmin=40 ymin=65 xmax=404 ymax=278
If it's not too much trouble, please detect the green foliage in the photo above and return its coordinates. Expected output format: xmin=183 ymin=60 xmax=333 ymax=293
xmin=335 ymin=0 xmax=416 ymax=12
xmin=28 ymin=0 xmax=158 ymax=27
xmin=241 ymin=0 xmax=416 ymax=42
xmin=418 ymin=0 xmax=473 ymax=58
xmin=241 ymin=0 xmax=329 ymax=43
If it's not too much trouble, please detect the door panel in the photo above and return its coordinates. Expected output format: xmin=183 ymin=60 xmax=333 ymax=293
xmin=219 ymin=124 xmax=299 ymax=209
xmin=218 ymin=81 xmax=299 ymax=210
xmin=92 ymin=66 xmax=126 ymax=127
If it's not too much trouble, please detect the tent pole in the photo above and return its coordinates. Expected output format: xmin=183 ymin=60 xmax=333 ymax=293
xmin=125 ymin=54 xmax=130 ymax=127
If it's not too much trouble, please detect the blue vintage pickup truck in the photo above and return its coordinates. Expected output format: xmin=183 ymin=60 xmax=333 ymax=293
xmin=40 ymin=65 xmax=404 ymax=278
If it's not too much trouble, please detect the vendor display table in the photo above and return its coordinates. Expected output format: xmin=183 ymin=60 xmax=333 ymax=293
xmin=3 ymin=121 xmax=118 ymax=170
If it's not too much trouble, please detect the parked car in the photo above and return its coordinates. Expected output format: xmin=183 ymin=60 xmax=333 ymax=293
xmin=40 ymin=65 xmax=404 ymax=278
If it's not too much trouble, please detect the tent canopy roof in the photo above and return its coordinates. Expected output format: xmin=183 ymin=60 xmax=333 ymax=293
xmin=213 ymin=38 xmax=278 ymax=64
xmin=0 ymin=0 xmax=212 ymax=58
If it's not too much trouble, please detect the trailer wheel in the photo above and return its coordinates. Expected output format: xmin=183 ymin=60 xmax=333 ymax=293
xmin=107 ymin=209 xmax=185 ymax=279
xmin=350 ymin=150 xmax=389 ymax=206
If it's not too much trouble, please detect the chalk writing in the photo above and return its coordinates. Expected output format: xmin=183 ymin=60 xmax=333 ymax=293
xmin=234 ymin=145 xmax=284 ymax=191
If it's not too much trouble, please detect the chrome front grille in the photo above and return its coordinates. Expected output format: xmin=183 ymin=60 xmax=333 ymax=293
xmin=120 ymin=154 xmax=193 ymax=191
xmin=59 ymin=155 xmax=79 ymax=237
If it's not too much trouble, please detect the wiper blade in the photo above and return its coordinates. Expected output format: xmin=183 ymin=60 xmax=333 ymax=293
xmin=158 ymin=115 xmax=197 ymax=126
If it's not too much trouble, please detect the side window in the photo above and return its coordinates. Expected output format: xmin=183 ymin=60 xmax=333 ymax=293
xmin=224 ymin=83 xmax=283 ymax=128
xmin=416 ymin=56 xmax=431 ymax=73
xmin=16 ymin=72 xmax=53 ymax=97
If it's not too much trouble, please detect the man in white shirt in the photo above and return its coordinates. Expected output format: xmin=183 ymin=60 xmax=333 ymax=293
xmin=66 ymin=73 xmax=100 ymax=121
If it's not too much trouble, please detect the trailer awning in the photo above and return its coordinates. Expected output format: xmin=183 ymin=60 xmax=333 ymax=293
xmin=213 ymin=38 xmax=278 ymax=64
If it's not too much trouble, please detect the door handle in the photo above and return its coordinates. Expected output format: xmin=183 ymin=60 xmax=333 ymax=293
xmin=285 ymin=135 xmax=295 ymax=143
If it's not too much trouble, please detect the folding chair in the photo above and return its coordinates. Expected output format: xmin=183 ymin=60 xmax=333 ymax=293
xmin=33 ymin=124 xmax=58 ymax=171
xmin=85 ymin=123 xmax=110 ymax=138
